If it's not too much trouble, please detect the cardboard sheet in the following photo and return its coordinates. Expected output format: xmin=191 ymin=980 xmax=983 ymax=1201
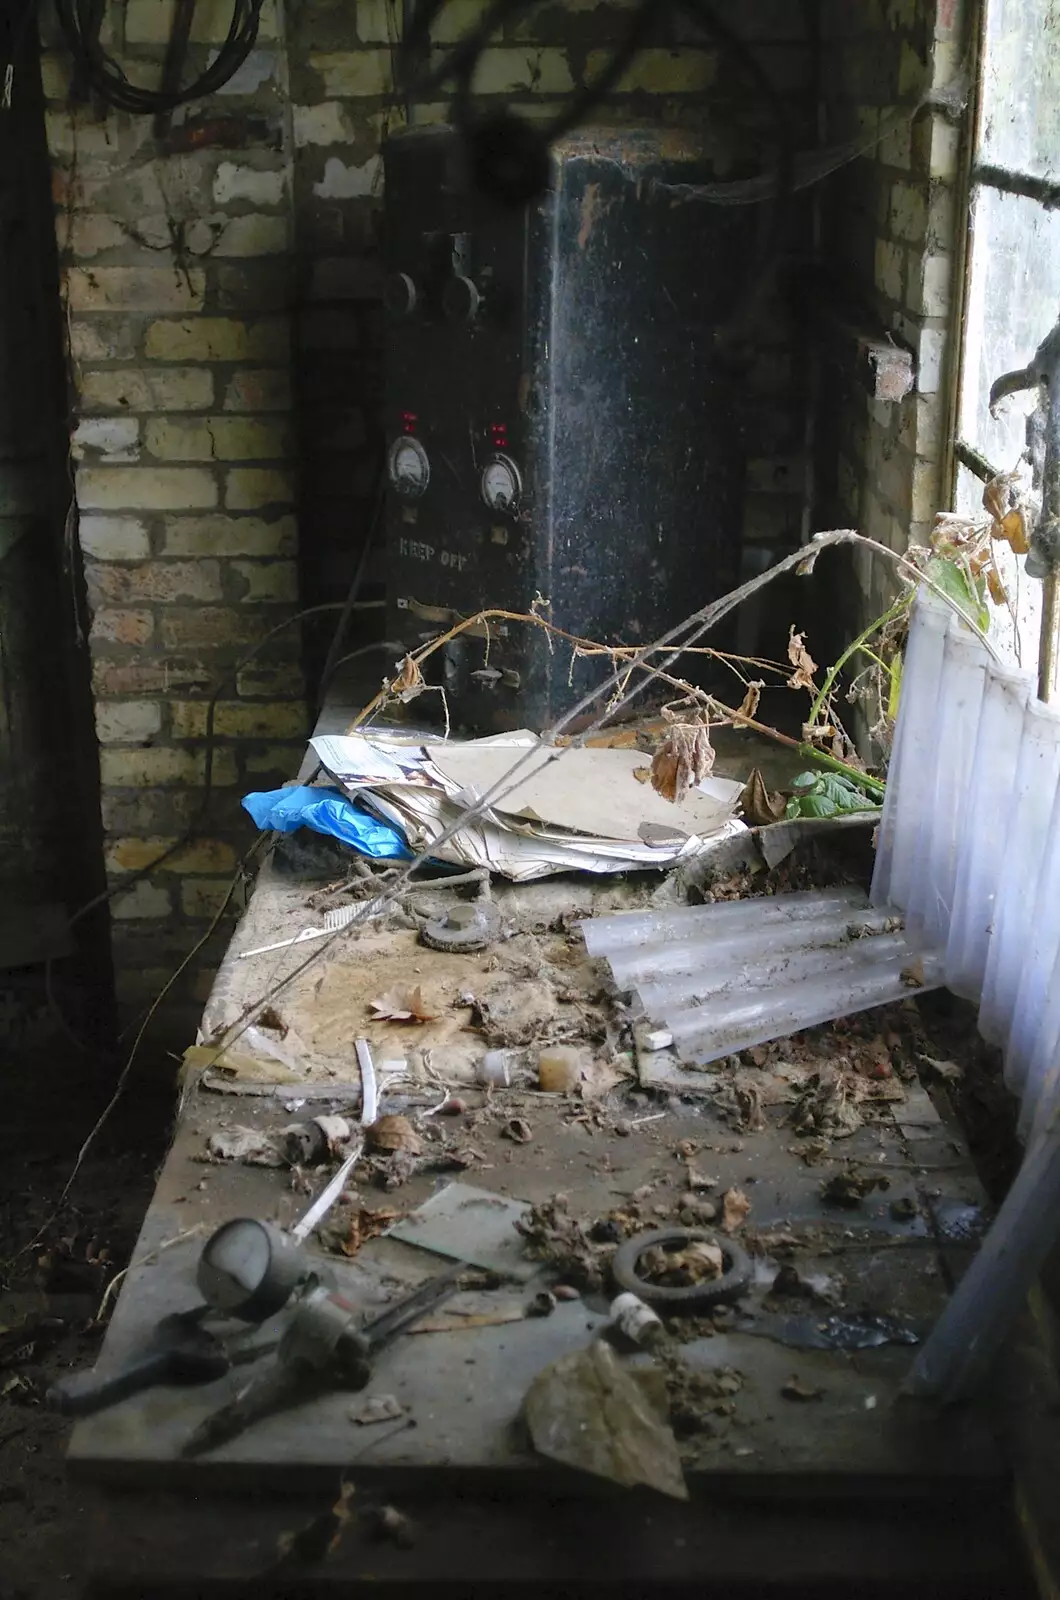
xmin=424 ymin=740 xmax=740 ymax=842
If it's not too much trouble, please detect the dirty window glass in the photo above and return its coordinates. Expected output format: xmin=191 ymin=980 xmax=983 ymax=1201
xmin=958 ymin=185 xmax=1060 ymax=468
xmin=955 ymin=0 xmax=1060 ymax=672
xmin=980 ymin=0 xmax=1060 ymax=181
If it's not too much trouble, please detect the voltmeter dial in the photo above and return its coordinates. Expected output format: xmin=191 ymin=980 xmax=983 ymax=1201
xmin=388 ymin=434 xmax=430 ymax=499
xmin=481 ymin=453 xmax=522 ymax=513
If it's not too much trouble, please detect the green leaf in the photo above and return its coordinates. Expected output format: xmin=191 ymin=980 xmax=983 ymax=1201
xmin=798 ymin=793 xmax=840 ymax=818
xmin=925 ymin=557 xmax=990 ymax=634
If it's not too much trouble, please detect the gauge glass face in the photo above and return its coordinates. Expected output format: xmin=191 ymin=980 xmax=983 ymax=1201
xmin=199 ymin=1219 xmax=270 ymax=1310
xmin=388 ymin=435 xmax=429 ymax=499
xmin=481 ymin=454 xmax=521 ymax=511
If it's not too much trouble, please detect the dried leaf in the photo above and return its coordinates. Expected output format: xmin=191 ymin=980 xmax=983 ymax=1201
xmin=632 ymin=766 xmax=651 ymax=784
xmin=739 ymin=767 xmax=787 ymax=827
xmin=781 ymin=1375 xmax=823 ymax=1402
xmin=987 ymin=567 xmax=1009 ymax=607
xmin=350 ymin=1393 xmax=406 ymax=1425
xmin=1000 ymin=508 xmax=1030 ymax=554
xmin=393 ymin=654 xmax=426 ymax=703
xmin=787 ymin=628 xmax=818 ymax=693
xmin=368 ymin=985 xmax=438 ymax=1023
xmin=721 ymin=1187 xmax=751 ymax=1232
xmin=365 ymin=1114 xmax=422 ymax=1154
xmin=337 ymin=1205 xmax=401 ymax=1256
xmin=651 ymin=721 xmax=715 ymax=804
xmin=735 ymin=680 xmax=764 ymax=723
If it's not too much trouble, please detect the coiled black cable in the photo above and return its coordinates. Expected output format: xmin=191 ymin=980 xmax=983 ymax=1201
xmin=53 ymin=0 xmax=264 ymax=113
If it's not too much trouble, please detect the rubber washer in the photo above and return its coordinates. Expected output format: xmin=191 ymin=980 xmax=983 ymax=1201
xmin=611 ymin=1227 xmax=753 ymax=1310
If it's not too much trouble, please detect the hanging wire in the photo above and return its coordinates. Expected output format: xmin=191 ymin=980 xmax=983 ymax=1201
xmin=399 ymin=0 xmax=793 ymax=207
xmin=53 ymin=0 xmax=265 ymax=113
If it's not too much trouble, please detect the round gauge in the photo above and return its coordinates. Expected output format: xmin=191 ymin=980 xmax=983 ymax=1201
xmin=387 ymin=434 xmax=430 ymax=499
xmin=384 ymin=271 xmax=418 ymax=317
xmin=480 ymin=453 xmax=522 ymax=513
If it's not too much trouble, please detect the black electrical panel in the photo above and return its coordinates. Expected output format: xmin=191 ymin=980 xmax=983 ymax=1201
xmin=382 ymin=124 xmax=752 ymax=733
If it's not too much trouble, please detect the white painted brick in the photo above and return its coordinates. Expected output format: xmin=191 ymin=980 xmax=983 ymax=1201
xmin=212 ymin=163 xmax=287 ymax=207
xmin=95 ymin=700 xmax=163 ymax=744
xmin=72 ymin=416 xmax=141 ymax=462
xmin=313 ymin=156 xmax=383 ymax=199
xmin=292 ymin=102 xmax=355 ymax=147
xmin=917 ymin=325 xmax=946 ymax=394
xmin=911 ymin=251 xmax=952 ymax=319
xmin=109 ymin=879 xmax=173 ymax=920
xmin=79 ymin=516 xmax=151 ymax=561
xmin=929 ymin=116 xmax=961 ymax=181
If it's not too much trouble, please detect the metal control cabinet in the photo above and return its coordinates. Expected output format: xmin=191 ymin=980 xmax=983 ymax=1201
xmin=382 ymin=124 xmax=752 ymax=733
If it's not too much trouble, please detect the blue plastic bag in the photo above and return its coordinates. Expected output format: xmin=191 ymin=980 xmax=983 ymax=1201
xmin=242 ymin=785 xmax=412 ymax=860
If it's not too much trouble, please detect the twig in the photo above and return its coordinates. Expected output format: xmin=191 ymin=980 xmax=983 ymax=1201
xmin=5 ymin=865 xmax=249 ymax=1270
xmin=95 ymin=1224 xmax=211 ymax=1322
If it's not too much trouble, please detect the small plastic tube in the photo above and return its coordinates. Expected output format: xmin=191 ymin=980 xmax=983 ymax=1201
xmin=633 ymin=930 xmax=912 ymax=1017
xmin=606 ymin=903 xmax=884 ymax=989
xmin=580 ymin=887 xmax=866 ymax=959
xmin=666 ymin=947 xmax=943 ymax=1065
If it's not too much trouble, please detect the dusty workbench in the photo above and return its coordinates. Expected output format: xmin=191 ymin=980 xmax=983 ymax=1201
xmin=65 ymin=698 xmax=1036 ymax=1597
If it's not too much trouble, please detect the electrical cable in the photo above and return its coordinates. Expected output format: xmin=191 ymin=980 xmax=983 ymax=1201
xmin=316 ymin=451 xmax=388 ymax=715
xmin=53 ymin=0 xmax=265 ymax=112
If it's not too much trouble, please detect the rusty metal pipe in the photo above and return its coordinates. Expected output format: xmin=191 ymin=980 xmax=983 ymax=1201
xmin=1040 ymin=571 xmax=1060 ymax=702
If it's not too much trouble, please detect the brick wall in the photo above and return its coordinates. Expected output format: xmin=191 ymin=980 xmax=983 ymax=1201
xmin=818 ymin=0 xmax=969 ymax=631
xmin=40 ymin=0 xmax=815 ymax=1042
xmin=42 ymin=0 xmax=301 ymax=1037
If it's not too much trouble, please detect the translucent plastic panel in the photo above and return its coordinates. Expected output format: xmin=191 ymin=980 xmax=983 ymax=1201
xmin=980 ymin=0 xmax=1060 ymax=184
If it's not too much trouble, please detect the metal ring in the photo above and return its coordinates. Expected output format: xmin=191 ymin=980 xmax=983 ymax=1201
xmin=611 ymin=1227 xmax=753 ymax=1309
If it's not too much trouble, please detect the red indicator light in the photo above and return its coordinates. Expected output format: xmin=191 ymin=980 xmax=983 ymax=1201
xmin=401 ymin=411 xmax=418 ymax=432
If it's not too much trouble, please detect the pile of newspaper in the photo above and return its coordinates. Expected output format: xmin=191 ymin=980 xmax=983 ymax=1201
xmin=310 ymin=728 xmax=745 ymax=882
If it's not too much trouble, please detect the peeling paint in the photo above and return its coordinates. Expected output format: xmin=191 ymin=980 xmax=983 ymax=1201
xmin=313 ymin=154 xmax=383 ymax=199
